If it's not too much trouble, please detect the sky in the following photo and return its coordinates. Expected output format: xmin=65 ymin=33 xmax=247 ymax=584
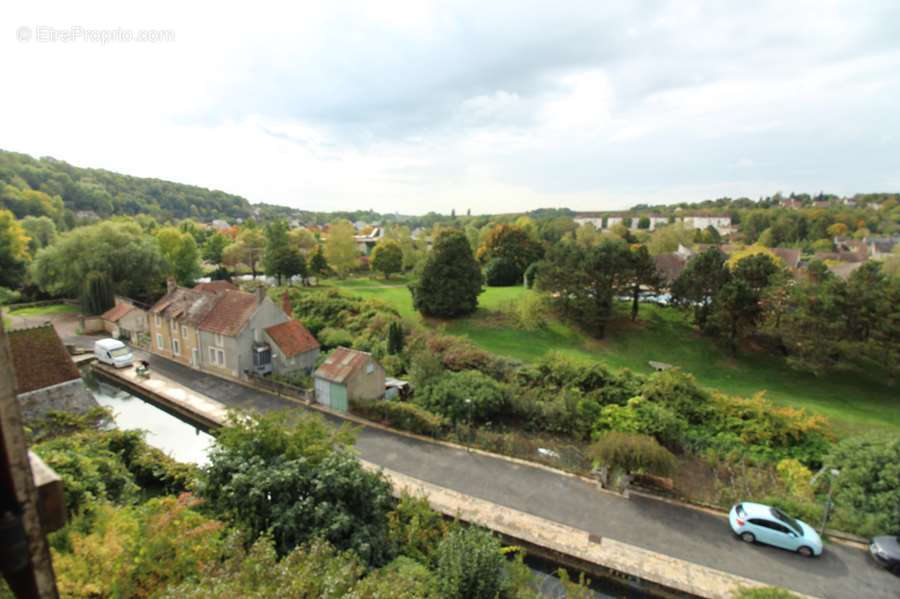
xmin=3 ymin=1 xmax=899 ymax=215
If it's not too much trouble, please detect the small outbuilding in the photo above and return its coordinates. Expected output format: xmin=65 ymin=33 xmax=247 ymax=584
xmin=313 ymin=347 xmax=385 ymax=412
xmin=100 ymin=298 xmax=148 ymax=341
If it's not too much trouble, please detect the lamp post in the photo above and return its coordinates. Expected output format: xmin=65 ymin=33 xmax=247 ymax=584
xmin=819 ymin=468 xmax=840 ymax=536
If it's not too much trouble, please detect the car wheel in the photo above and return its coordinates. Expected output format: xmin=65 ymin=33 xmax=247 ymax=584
xmin=797 ymin=546 xmax=814 ymax=557
xmin=890 ymin=563 xmax=900 ymax=576
xmin=740 ymin=532 xmax=755 ymax=544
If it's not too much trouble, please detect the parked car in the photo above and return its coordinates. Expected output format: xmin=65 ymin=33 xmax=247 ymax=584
xmin=93 ymin=338 xmax=134 ymax=368
xmin=869 ymin=535 xmax=900 ymax=575
xmin=728 ymin=502 xmax=823 ymax=557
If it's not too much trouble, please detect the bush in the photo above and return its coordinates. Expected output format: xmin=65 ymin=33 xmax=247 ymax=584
xmin=593 ymin=397 xmax=687 ymax=452
xmin=502 ymin=292 xmax=548 ymax=331
xmin=318 ymin=327 xmax=354 ymax=349
xmin=387 ymin=494 xmax=449 ymax=565
xmin=435 ymin=526 xmax=506 ymax=599
xmin=416 ymin=370 xmax=509 ymax=425
xmin=0 ymin=286 xmax=22 ymax=305
xmin=484 ymin=256 xmax=521 ymax=286
xmin=588 ymin=432 xmax=677 ymax=476
xmin=351 ymin=398 xmax=446 ymax=437
xmin=733 ymin=587 xmax=801 ymax=599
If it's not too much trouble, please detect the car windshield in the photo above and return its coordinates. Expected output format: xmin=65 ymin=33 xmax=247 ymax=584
xmin=770 ymin=507 xmax=802 ymax=535
xmin=110 ymin=347 xmax=131 ymax=358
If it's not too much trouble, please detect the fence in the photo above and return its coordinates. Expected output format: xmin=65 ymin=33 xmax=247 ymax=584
xmin=245 ymin=372 xmax=312 ymax=403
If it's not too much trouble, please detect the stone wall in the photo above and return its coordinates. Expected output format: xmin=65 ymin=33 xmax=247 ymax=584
xmin=18 ymin=379 xmax=100 ymax=424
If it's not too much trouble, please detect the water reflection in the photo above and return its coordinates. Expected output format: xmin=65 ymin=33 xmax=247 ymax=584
xmin=92 ymin=381 xmax=214 ymax=466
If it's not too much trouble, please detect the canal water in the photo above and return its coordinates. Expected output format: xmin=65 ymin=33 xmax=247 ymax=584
xmin=88 ymin=374 xmax=647 ymax=598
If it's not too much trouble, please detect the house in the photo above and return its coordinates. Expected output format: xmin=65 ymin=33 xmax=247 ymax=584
xmin=828 ymin=261 xmax=864 ymax=280
xmin=148 ymin=281 xmax=319 ymax=380
xmin=770 ymin=248 xmax=802 ymax=270
xmin=866 ymin=236 xmax=898 ymax=259
xmin=100 ymin=297 xmax=148 ymax=341
xmin=6 ymin=324 xmax=99 ymax=422
xmin=573 ymin=212 xmax=605 ymax=228
xmin=354 ymin=227 xmax=385 ymax=256
xmin=194 ymin=280 xmax=239 ymax=294
xmin=313 ymin=347 xmax=385 ymax=412
xmin=685 ymin=214 xmax=732 ymax=234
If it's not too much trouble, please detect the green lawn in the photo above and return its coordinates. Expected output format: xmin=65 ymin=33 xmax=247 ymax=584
xmin=9 ymin=303 xmax=80 ymax=317
xmin=322 ymin=278 xmax=900 ymax=435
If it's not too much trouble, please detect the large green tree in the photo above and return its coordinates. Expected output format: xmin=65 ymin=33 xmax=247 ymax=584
xmin=202 ymin=232 xmax=229 ymax=266
xmin=475 ymin=224 xmax=544 ymax=286
xmin=30 ymin=220 xmax=167 ymax=302
xmin=325 ymin=220 xmax=359 ymax=278
xmin=198 ymin=412 xmax=395 ymax=566
xmin=671 ymin=247 xmax=730 ymax=331
xmin=626 ymin=245 xmax=662 ymax=321
xmin=263 ymin=220 xmax=306 ymax=285
xmin=19 ymin=215 xmax=57 ymax=256
xmin=370 ymin=239 xmax=403 ymax=279
xmin=409 ymin=229 xmax=483 ymax=317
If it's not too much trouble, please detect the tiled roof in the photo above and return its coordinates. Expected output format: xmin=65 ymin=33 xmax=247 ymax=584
xmin=771 ymin=248 xmax=802 ymax=269
xmin=829 ymin=262 xmax=864 ymax=280
xmin=200 ymin=290 xmax=259 ymax=336
xmin=149 ymin=287 xmax=219 ymax=328
xmin=264 ymin=320 xmax=319 ymax=358
xmin=100 ymin=302 xmax=135 ymax=323
xmin=314 ymin=347 xmax=372 ymax=384
xmin=195 ymin=280 xmax=239 ymax=294
xmin=7 ymin=324 xmax=81 ymax=394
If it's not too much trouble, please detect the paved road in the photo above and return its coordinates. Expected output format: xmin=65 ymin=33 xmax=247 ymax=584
xmin=104 ymin=349 xmax=899 ymax=599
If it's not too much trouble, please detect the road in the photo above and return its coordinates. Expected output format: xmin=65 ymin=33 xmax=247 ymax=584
xmin=71 ymin=334 xmax=898 ymax=599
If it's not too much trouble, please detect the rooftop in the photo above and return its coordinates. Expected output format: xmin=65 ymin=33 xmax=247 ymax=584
xmin=7 ymin=324 xmax=81 ymax=394
xmin=314 ymin=346 xmax=373 ymax=384
xmin=264 ymin=320 xmax=319 ymax=358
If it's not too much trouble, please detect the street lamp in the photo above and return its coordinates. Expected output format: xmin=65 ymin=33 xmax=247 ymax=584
xmin=819 ymin=468 xmax=840 ymax=536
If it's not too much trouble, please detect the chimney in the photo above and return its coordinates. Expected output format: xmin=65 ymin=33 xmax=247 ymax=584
xmin=166 ymin=277 xmax=176 ymax=295
xmin=282 ymin=292 xmax=292 ymax=318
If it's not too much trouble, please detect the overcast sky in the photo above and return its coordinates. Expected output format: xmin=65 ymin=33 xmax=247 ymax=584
xmin=3 ymin=1 xmax=899 ymax=214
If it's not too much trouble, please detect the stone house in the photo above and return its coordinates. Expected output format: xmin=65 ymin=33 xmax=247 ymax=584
xmin=100 ymin=297 xmax=148 ymax=341
xmin=313 ymin=347 xmax=385 ymax=412
xmin=148 ymin=281 xmax=318 ymax=381
xmin=6 ymin=324 xmax=98 ymax=422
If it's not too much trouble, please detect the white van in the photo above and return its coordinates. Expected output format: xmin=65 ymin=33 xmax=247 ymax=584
xmin=94 ymin=338 xmax=134 ymax=368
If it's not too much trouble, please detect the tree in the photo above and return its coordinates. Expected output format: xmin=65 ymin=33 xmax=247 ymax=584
xmin=417 ymin=370 xmax=508 ymax=425
xmin=539 ymin=239 xmax=632 ymax=337
xmin=637 ymin=216 xmax=651 ymax=229
xmin=435 ymin=527 xmax=506 ymax=599
xmin=325 ymin=220 xmax=358 ymax=278
xmin=19 ymin=215 xmax=57 ymax=256
xmin=370 ymin=240 xmax=403 ymax=279
xmin=385 ymin=225 xmax=421 ymax=271
xmin=309 ymin=244 xmax=329 ymax=280
xmin=202 ymin=232 xmax=229 ymax=266
xmin=409 ymin=229 xmax=483 ymax=318
xmin=263 ymin=220 xmax=306 ymax=285
xmin=198 ymin=412 xmax=395 ymax=566
xmin=172 ymin=235 xmax=203 ymax=286
xmin=0 ymin=209 xmax=30 ymax=288
xmin=80 ymin=270 xmax=115 ymax=315
xmin=731 ymin=252 xmax=780 ymax=293
xmin=288 ymin=227 xmax=317 ymax=254
xmin=625 ymin=245 xmax=662 ymax=321
xmin=30 ymin=220 xmax=167 ymax=302
xmin=484 ymin=257 xmax=521 ymax=286
xmin=647 ymin=222 xmax=694 ymax=255
xmin=475 ymin=224 xmax=544 ymax=286
xmin=237 ymin=227 xmax=266 ymax=279
xmin=710 ymin=277 xmax=760 ymax=355
xmin=671 ymin=247 xmax=730 ymax=331
xmin=387 ymin=321 xmax=404 ymax=355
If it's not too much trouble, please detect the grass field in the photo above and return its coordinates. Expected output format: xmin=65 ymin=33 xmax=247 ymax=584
xmin=319 ymin=277 xmax=900 ymax=435
xmin=9 ymin=304 xmax=80 ymax=317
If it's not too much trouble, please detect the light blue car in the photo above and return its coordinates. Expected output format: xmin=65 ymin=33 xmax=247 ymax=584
xmin=729 ymin=502 xmax=823 ymax=557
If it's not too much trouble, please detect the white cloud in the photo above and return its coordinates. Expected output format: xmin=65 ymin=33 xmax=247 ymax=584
xmin=2 ymin=0 xmax=899 ymax=215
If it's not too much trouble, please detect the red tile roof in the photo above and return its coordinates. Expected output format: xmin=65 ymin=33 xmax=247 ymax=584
xmin=100 ymin=302 xmax=135 ymax=323
xmin=7 ymin=324 xmax=81 ymax=394
xmin=200 ymin=290 xmax=259 ymax=336
xmin=314 ymin=347 xmax=372 ymax=384
xmin=150 ymin=287 xmax=219 ymax=327
xmin=264 ymin=320 xmax=319 ymax=358
xmin=195 ymin=280 xmax=239 ymax=294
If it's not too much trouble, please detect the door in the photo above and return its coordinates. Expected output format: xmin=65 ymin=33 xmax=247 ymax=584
xmin=315 ymin=378 xmax=329 ymax=407
xmin=192 ymin=348 xmax=199 ymax=367
xmin=330 ymin=384 xmax=348 ymax=413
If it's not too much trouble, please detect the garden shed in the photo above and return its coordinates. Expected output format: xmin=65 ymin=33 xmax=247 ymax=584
xmin=313 ymin=347 xmax=385 ymax=412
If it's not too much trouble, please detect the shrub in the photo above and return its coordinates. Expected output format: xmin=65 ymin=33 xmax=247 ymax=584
xmin=502 ymin=292 xmax=548 ymax=331
xmin=733 ymin=587 xmax=801 ymax=599
xmin=593 ymin=397 xmax=687 ymax=452
xmin=416 ymin=370 xmax=509 ymax=425
xmin=351 ymin=398 xmax=446 ymax=437
xmin=484 ymin=256 xmax=521 ymax=286
xmin=0 ymin=286 xmax=22 ymax=305
xmin=435 ymin=526 xmax=506 ymax=599
xmin=387 ymin=494 xmax=449 ymax=565
xmin=318 ymin=327 xmax=354 ymax=349
xmin=588 ymin=432 xmax=677 ymax=476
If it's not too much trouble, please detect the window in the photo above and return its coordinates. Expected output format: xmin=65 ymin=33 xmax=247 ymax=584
xmin=208 ymin=346 xmax=225 ymax=367
xmin=181 ymin=325 xmax=188 ymax=338
xmin=172 ymin=339 xmax=180 ymax=356
xmin=215 ymin=333 xmax=224 ymax=346
xmin=156 ymin=334 xmax=164 ymax=350
xmin=170 ymin=319 xmax=177 ymax=331
xmin=154 ymin=315 xmax=161 ymax=327
xmin=366 ymin=363 xmax=375 ymax=374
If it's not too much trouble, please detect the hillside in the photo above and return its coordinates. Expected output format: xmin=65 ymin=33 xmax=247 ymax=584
xmin=0 ymin=149 xmax=251 ymax=223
